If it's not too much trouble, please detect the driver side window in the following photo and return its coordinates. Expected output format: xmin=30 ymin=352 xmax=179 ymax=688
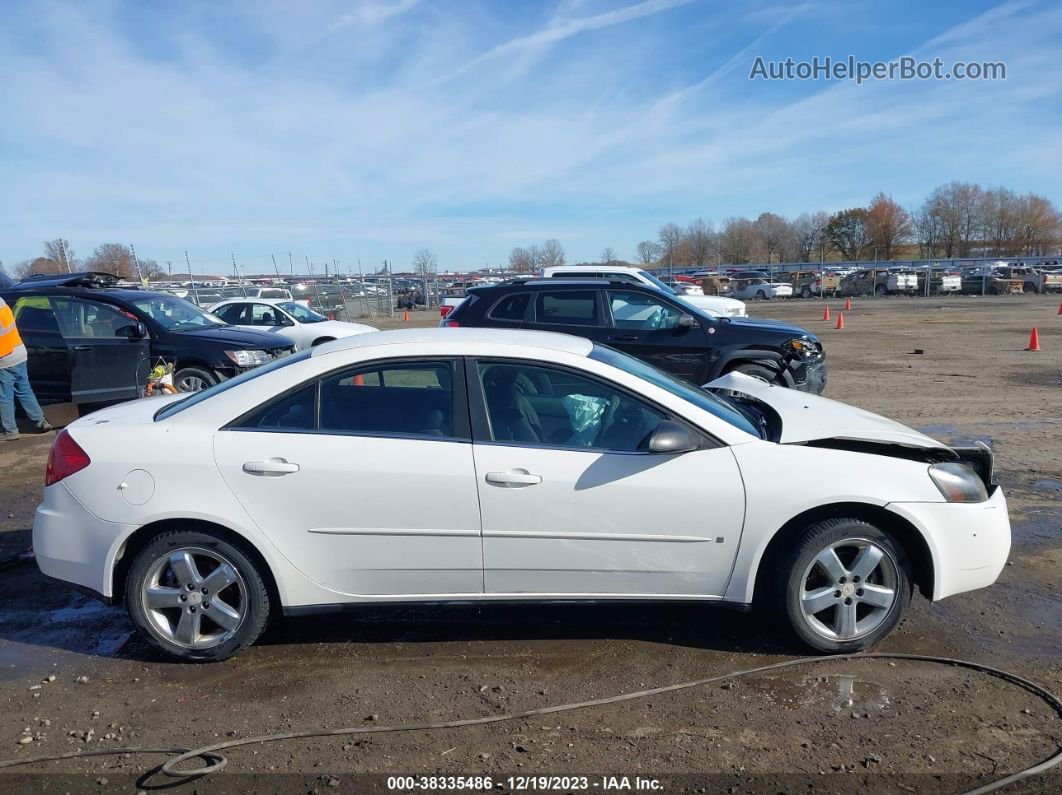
xmin=608 ymin=290 xmax=683 ymax=330
xmin=478 ymin=362 xmax=666 ymax=452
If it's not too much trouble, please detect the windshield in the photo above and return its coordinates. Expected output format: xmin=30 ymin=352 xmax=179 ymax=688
xmin=155 ymin=350 xmax=312 ymax=420
xmin=278 ymin=301 xmax=327 ymax=323
xmin=129 ymin=294 xmax=227 ymax=332
xmin=589 ymin=344 xmax=759 ymax=437
xmin=636 ymin=270 xmax=678 ymax=296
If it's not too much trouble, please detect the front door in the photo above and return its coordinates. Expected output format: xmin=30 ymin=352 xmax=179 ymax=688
xmin=50 ymin=297 xmax=149 ymax=403
xmin=213 ymin=358 xmax=483 ymax=596
xmin=470 ymin=360 xmax=745 ymax=597
xmin=604 ymin=289 xmax=710 ymax=384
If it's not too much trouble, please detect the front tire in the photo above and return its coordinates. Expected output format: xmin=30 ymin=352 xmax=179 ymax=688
xmin=774 ymin=519 xmax=911 ymax=653
xmin=174 ymin=366 xmax=218 ymax=393
xmin=125 ymin=530 xmax=271 ymax=662
xmin=731 ymin=362 xmax=779 ymax=385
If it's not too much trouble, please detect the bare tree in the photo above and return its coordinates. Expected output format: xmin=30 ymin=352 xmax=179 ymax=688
xmin=1015 ymin=193 xmax=1061 ymax=255
xmin=600 ymin=247 xmax=617 ymax=265
xmin=913 ymin=199 xmax=944 ymax=258
xmin=85 ymin=243 xmax=138 ymax=279
xmin=718 ymin=218 xmax=758 ymax=265
xmin=43 ymin=239 xmax=77 ymax=273
xmin=753 ymin=212 xmax=789 ymax=264
xmin=509 ymin=247 xmax=533 ymax=273
xmin=635 ymin=240 xmax=661 ymax=266
xmin=412 ymin=248 xmax=438 ymax=276
xmin=539 ymin=239 xmax=565 ymax=268
xmin=866 ymin=193 xmax=912 ymax=260
xmin=792 ymin=212 xmax=830 ymax=262
xmin=684 ymin=218 xmax=714 ymax=267
xmin=657 ymin=222 xmax=684 ymax=269
xmin=14 ymin=257 xmax=64 ymax=278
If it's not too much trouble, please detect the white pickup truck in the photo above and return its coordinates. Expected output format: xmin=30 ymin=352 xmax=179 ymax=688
xmin=540 ymin=265 xmax=747 ymax=317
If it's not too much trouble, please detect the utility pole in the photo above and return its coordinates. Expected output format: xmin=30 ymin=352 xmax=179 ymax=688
xmin=130 ymin=244 xmax=145 ymax=284
xmin=287 ymin=252 xmax=294 ymax=277
xmin=231 ymin=253 xmax=244 ymax=287
xmin=271 ymin=254 xmax=282 ymax=280
xmin=185 ymin=251 xmax=195 ymax=292
xmin=167 ymin=261 xmax=172 ymax=279
xmin=57 ymin=238 xmax=71 ymax=273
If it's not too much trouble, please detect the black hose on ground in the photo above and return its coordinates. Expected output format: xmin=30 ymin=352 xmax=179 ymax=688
xmin=0 ymin=652 xmax=1058 ymax=794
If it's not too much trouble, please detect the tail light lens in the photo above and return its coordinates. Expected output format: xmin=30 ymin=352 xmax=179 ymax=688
xmin=440 ymin=305 xmax=453 ymax=317
xmin=442 ymin=320 xmax=460 ymax=327
xmin=45 ymin=430 xmax=91 ymax=486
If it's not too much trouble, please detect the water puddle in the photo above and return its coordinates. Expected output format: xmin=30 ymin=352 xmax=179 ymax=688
xmin=739 ymin=673 xmax=890 ymax=714
xmin=1031 ymin=479 xmax=1062 ymax=493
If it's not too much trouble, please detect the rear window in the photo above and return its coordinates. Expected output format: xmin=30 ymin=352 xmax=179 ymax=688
xmin=535 ymin=291 xmax=599 ymax=326
xmin=488 ymin=293 xmax=530 ymax=321
xmin=155 ymin=350 xmax=312 ymax=420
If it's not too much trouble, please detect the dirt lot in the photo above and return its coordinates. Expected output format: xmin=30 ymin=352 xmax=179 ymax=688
xmin=0 ymin=294 xmax=1059 ymax=793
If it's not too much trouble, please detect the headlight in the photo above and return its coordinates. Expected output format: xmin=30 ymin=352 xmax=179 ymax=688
xmin=929 ymin=462 xmax=988 ymax=503
xmin=225 ymin=349 xmax=271 ymax=367
xmin=785 ymin=338 xmax=816 ymax=357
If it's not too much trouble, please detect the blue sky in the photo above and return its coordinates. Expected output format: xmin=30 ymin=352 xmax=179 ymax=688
xmin=1 ymin=0 xmax=1060 ymax=273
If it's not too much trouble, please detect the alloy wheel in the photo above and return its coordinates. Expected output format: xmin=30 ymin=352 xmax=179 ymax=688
xmin=798 ymin=537 xmax=898 ymax=641
xmin=141 ymin=547 xmax=248 ymax=649
xmin=176 ymin=374 xmax=208 ymax=392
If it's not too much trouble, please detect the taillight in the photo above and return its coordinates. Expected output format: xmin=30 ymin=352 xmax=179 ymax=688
xmin=442 ymin=320 xmax=460 ymax=327
xmin=440 ymin=305 xmax=453 ymax=317
xmin=45 ymin=430 xmax=91 ymax=486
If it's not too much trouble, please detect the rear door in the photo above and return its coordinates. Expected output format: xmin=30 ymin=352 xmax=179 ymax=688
xmin=10 ymin=296 xmax=72 ymax=403
xmin=523 ymin=289 xmax=610 ymax=346
xmin=604 ymin=288 xmax=710 ymax=383
xmin=50 ymin=297 xmax=149 ymax=403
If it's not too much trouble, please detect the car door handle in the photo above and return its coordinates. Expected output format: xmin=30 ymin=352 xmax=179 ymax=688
xmin=485 ymin=470 xmax=542 ymax=487
xmin=72 ymin=345 xmax=94 ymax=351
xmin=242 ymin=459 xmax=300 ymax=475
xmin=609 ymin=335 xmax=639 ymax=342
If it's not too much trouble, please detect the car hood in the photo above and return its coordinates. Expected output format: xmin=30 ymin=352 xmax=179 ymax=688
xmin=705 ymin=371 xmax=950 ymax=450
xmin=723 ymin=315 xmax=816 ymax=338
xmin=175 ymin=325 xmax=293 ymax=348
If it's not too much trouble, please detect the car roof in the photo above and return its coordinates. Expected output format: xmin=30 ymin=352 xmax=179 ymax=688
xmin=311 ymin=327 xmax=594 ymax=358
xmin=212 ymin=297 xmax=291 ymax=305
xmin=542 ymin=265 xmax=640 ymax=274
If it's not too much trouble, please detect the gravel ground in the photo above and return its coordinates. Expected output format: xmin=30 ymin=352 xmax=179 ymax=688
xmin=0 ymin=294 xmax=1059 ymax=793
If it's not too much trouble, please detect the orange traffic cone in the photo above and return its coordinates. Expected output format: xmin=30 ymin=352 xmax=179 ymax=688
xmin=822 ymin=306 xmax=830 ymax=321
xmin=835 ymin=312 xmax=845 ymax=330
xmin=844 ymin=297 xmax=852 ymax=311
xmin=1057 ymin=301 xmax=1062 ymax=315
xmin=1025 ymin=327 xmax=1040 ymax=351
xmin=403 ymin=310 xmax=409 ymax=322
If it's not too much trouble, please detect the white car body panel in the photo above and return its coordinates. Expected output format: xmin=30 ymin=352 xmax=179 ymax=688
xmin=33 ymin=328 xmax=1009 ymax=618
xmin=731 ymin=281 xmax=794 ymax=300
xmin=540 ymin=265 xmax=747 ymax=317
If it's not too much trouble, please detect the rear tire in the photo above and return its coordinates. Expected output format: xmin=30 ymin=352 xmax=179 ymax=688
xmin=755 ymin=290 xmax=767 ymax=300
xmin=125 ymin=530 xmax=271 ymax=662
xmin=800 ymin=287 xmax=813 ymax=299
xmin=773 ymin=518 xmax=911 ymax=653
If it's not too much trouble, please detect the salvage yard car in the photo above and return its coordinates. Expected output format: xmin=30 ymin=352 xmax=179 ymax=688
xmin=209 ymin=298 xmax=376 ymax=350
xmin=840 ymin=268 xmax=918 ymax=296
xmin=34 ymin=328 xmax=1009 ymax=662
xmin=441 ymin=278 xmax=826 ymax=392
xmin=729 ymin=275 xmax=794 ymax=300
xmin=0 ymin=271 xmax=296 ymax=400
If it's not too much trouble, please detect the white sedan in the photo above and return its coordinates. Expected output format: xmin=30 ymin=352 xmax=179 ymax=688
xmin=34 ymin=329 xmax=1009 ymax=661
xmin=730 ymin=279 xmax=794 ymax=300
xmin=209 ymin=298 xmax=376 ymax=350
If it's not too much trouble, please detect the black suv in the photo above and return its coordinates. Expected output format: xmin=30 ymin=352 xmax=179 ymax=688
xmin=443 ymin=279 xmax=826 ymax=392
xmin=0 ymin=271 xmax=296 ymax=405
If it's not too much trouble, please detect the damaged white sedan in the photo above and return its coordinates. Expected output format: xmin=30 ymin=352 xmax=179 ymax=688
xmin=34 ymin=328 xmax=1010 ymax=661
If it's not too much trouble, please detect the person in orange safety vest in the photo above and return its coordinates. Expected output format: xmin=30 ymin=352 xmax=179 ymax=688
xmin=1 ymin=296 xmax=53 ymax=441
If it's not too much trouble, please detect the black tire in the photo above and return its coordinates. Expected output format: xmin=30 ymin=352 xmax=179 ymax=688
xmin=310 ymin=337 xmax=336 ymax=347
xmin=772 ymin=518 xmax=912 ymax=653
xmin=731 ymin=362 xmax=779 ymax=384
xmin=173 ymin=366 xmax=218 ymax=393
xmin=755 ymin=290 xmax=767 ymax=300
xmin=125 ymin=530 xmax=271 ymax=662
xmin=800 ymin=287 xmax=813 ymax=299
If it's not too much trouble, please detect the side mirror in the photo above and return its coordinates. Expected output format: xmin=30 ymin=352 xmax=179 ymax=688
xmin=116 ymin=322 xmax=147 ymax=339
xmin=647 ymin=421 xmax=700 ymax=454
xmin=677 ymin=314 xmax=698 ymax=329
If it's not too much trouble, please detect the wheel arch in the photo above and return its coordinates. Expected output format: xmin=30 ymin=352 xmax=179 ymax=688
xmin=310 ymin=336 xmax=336 ymax=347
xmin=749 ymin=502 xmax=935 ymax=605
xmin=112 ymin=518 xmax=282 ymax=610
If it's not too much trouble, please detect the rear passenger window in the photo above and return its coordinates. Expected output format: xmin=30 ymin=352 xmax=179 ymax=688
xmin=489 ymin=293 xmax=530 ymax=321
xmin=236 ymin=383 xmax=316 ymax=430
xmin=535 ymin=291 xmax=599 ymax=326
xmin=320 ymin=362 xmax=454 ymax=438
